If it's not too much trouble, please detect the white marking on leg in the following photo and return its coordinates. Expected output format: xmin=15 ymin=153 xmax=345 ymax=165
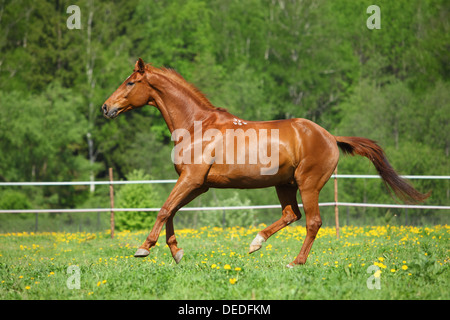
xmin=249 ymin=233 xmax=266 ymax=253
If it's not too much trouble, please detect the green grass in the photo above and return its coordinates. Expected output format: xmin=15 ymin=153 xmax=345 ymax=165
xmin=0 ymin=224 xmax=448 ymax=300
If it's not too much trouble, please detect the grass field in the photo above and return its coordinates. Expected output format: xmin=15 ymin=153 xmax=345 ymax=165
xmin=0 ymin=224 xmax=448 ymax=300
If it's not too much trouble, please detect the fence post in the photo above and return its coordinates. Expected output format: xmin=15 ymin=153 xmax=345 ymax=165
xmin=109 ymin=167 xmax=115 ymax=239
xmin=334 ymin=166 xmax=340 ymax=239
xmin=222 ymin=209 xmax=226 ymax=228
xmin=35 ymin=212 xmax=38 ymax=233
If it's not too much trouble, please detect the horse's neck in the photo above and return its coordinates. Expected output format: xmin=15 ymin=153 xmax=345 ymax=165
xmin=153 ymin=77 xmax=218 ymax=133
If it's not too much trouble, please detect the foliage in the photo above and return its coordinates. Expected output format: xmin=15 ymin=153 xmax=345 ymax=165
xmin=0 ymin=190 xmax=31 ymax=210
xmin=114 ymin=170 xmax=162 ymax=231
xmin=197 ymin=191 xmax=257 ymax=227
xmin=0 ymin=190 xmax=33 ymax=228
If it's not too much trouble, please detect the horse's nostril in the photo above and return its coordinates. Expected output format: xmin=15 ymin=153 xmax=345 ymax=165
xmin=102 ymin=104 xmax=107 ymax=113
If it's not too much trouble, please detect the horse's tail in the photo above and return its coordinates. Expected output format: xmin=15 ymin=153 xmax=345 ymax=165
xmin=335 ymin=136 xmax=430 ymax=204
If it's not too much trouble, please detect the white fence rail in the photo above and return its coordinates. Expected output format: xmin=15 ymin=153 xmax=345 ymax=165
xmin=1 ymin=202 xmax=449 ymax=214
xmin=0 ymin=175 xmax=449 ymax=213
xmin=0 ymin=174 xmax=448 ymax=187
xmin=1 ymin=174 xmax=448 ymax=237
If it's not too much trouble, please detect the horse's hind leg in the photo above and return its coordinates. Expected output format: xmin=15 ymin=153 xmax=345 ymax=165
xmin=249 ymin=185 xmax=301 ymax=254
xmin=166 ymin=215 xmax=184 ymax=264
xmin=286 ymin=186 xmax=321 ymax=267
xmin=287 ymin=163 xmax=338 ymax=267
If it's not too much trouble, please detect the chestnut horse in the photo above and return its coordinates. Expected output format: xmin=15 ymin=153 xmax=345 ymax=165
xmin=102 ymin=58 xmax=429 ymax=267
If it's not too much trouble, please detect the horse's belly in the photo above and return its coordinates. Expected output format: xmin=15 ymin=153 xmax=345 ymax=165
xmin=205 ymin=164 xmax=295 ymax=189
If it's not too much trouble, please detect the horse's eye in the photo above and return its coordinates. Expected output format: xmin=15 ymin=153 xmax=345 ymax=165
xmin=127 ymin=81 xmax=134 ymax=86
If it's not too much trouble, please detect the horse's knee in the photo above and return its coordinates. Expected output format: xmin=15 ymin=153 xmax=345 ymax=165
xmin=282 ymin=206 xmax=301 ymax=225
xmin=166 ymin=234 xmax=177 ymax=246
xmin=306 ymin=217 xmax=322 ymax=234
xmin=157 ymin=207 xmax=172 ymax=222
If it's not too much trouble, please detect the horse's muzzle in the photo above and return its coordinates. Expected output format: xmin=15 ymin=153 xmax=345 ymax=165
xmin=102 ymin=104 xmax=118 ymax=119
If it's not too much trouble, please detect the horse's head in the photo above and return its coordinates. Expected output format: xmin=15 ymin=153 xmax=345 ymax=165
xmin=102 ymin=58 xmax=154 ymax=119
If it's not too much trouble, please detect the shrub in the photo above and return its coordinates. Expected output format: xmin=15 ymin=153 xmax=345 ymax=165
xmin=114 ymin=170 xmax=162 ymax=231
xmin=0 ymin=190 xmax=31 ymax=210
xmin=198 ymin=192 xmax=257 ymax=227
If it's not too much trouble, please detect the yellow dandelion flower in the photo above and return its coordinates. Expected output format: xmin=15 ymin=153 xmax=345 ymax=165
xmin=402 ymin=265 xmax=408 ymax=270
xmin=374 ymin=270 xmax=381 ymax=278
xmin=229 ymin=278 xmax=237 ymax=285
xmin=224 ymin=264 xmax=231 ymax=270
xmin=25 ymin=286 xmax=31 ymax=290
xmin=234 ymin=267 xmax=241 ymax=271
xmin=211 ymin=264 xmax=217 ymax=269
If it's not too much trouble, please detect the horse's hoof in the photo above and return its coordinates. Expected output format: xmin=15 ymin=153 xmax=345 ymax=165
xmin=134 ymin=248 xmax=150 ymax=257
xmin=286 ymin=262 xmax=295 ymax=269
xmin=248 ymin=233 xmax=265 ymax=254
xmin=248 ymin=244 xmax=262 ymax=254
xmin=174 ymin=249 xmax=184 ymax=264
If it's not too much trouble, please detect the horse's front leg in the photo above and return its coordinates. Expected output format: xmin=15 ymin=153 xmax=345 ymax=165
xmin=134 ymin=173 xmax=208 ymax=261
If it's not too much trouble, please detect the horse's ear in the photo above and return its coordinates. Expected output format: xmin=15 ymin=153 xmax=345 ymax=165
xmin=135 ymin=58 xmax=145 ymax=74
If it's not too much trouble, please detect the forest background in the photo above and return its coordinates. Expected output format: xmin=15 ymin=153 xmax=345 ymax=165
xmin=0 ymin=0 xmax=448 ymax=232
